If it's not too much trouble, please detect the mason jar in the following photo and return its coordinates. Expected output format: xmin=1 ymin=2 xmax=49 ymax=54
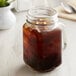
xmin=23 ymin=7 xmax=67 ymax=72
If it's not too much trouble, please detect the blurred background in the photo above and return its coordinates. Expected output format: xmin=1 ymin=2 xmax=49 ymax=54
xmin=13 ymin=0 xmax=63 ymax=12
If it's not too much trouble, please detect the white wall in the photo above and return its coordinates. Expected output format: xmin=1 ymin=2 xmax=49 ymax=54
xmin=14 ymin=0 xmax=61 ymax=12
xmin=48 ymin=0 xmax=60 ymax=7
xmin=32 ymin=0 xmax=61 ymax=7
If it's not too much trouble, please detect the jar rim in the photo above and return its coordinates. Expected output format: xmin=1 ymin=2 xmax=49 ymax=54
xmin=26 ymin=6 xmax=58 ymax=25
xmin=27 ymin=6 xmax=58 ymax=19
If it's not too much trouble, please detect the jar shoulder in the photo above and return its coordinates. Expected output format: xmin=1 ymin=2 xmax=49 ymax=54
xmin=55 ymin=22 xmax=65 ymax=30
xmin=23 ymin=22 xmax=65 ymax=32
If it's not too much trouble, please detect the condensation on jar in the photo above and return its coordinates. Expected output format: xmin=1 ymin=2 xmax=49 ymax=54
xmin=23 ymin=7 xmax=63 ymax=72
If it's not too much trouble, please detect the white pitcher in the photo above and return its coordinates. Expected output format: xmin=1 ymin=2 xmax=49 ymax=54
xmin=0 ymin=4 xmax=16 ymax=29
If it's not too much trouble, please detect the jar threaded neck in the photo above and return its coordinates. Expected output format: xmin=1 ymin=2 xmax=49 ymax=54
xmin=26 ymin=7 xmax=58 ymax=26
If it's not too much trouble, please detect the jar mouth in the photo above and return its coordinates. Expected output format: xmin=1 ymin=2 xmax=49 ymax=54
xmin=27 ymin=7 xmax=57 ymax=18
xmin=27 ymin=7 xmax=58 ymax=25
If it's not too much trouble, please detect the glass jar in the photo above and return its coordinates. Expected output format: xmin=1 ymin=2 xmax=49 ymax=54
xmin=23 ymin=7 xmax=67 ymax=72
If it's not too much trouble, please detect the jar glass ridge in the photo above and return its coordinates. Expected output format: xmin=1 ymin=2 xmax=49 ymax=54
xmin=26 ymin=7 xmax=58 ymax=26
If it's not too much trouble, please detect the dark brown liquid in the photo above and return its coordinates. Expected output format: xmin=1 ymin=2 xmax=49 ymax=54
xmin=23 ymin=24 xmax=62 ymax=72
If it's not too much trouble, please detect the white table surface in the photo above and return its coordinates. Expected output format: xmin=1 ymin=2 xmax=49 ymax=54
xmin=0 ymin=11 xmax=76 ymax=76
